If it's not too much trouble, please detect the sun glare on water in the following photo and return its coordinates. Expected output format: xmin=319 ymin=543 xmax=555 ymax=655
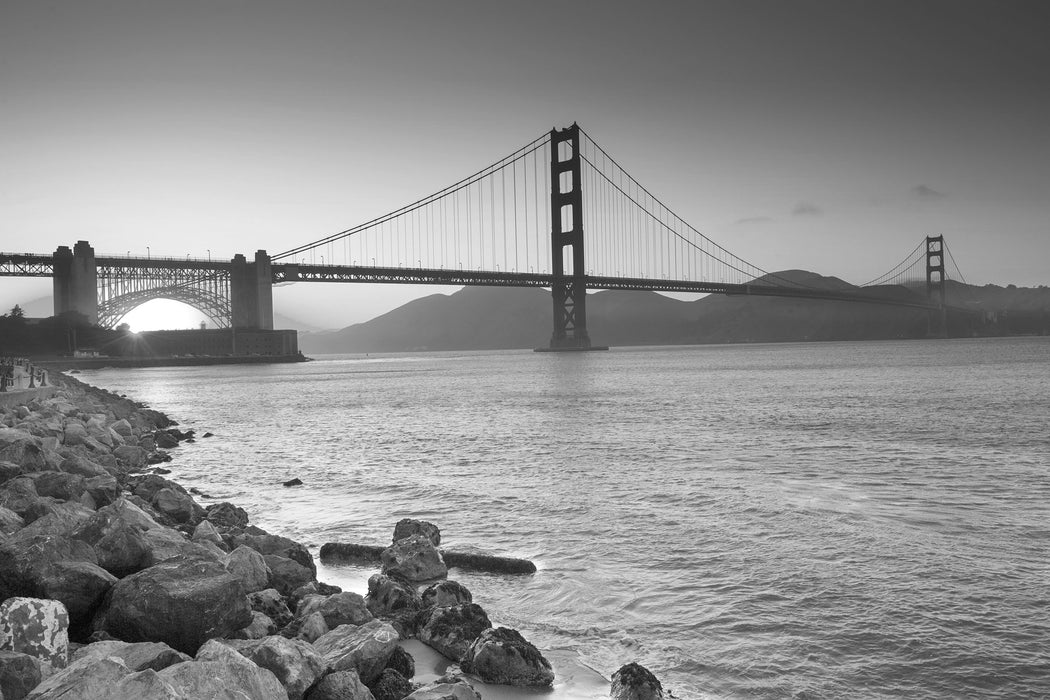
xmin=118 ymin=299 xmax=211 ymax=332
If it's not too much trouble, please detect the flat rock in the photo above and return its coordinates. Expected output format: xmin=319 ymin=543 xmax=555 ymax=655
xmin=313 ymin=620 xmax=400 ymax=685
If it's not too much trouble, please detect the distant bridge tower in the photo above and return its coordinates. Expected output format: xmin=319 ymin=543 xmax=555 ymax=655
xmin=926 ymin=234 xmax=947 ymax=337
xmin=53 ymin=240 xmax=99 ymax=324
xmin=545 ymin=123 xmax=600 ymax=351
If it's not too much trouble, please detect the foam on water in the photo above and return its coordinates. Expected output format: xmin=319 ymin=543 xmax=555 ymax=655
xmin=79 ymin=337 xmax=1050 ymax=699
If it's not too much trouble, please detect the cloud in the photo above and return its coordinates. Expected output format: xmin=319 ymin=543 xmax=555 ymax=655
xmin=792 ymin=201 xmax=823 ymax=216
xmin=912 ymin=184 xmax=947 ymax=200
xmin=734 ymin=216 xmax=773 ymax=225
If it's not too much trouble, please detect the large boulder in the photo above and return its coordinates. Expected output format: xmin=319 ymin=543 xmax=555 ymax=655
xmin=27 ymin=472 xmax=86 ymax=502
xmin=0 ymin=597 xmax=69 ymax=675
xmin=23 ymin=656 xmax=135 ymax=700
xmin=231 ymin=611 xmax=278 ymax=640
xmin=380 ymin=535 xmax=446 ymax=582
xmin=264 ymin=554 xmax=316 ymax=595
xmin=226 ymin=545 xmax=271 ymax=593
xmin=158 ymin=639 xmax=287 ymax=699
xmin=249 ymin=589 xmax=294 ymax=629
xmin=417 ymin=604 xmax=491 ymax=662
xmin=610 ymin=663 xmax=665 ymax=700
xmin=34 ymin=560 xmax=117 ymax=627
xmin=0 ymin=505 xmax=25 ymax=535
xmin=296 ymin=592 xmax=373 ymax=629
xmin=83 ymin=474 xmax=120 ymax=507
xmin=73 ymin=640 xmax=190 ymax=672
xmin=460 ymin=627 xmax=554 ymax=686
xmin=205 ymin=501 xmax=249 ymax=529
xmin=227 ymin=636 xmax=326 ymax=700
xmin=0 ymin=649 xmax=42 ymax=700
xmin=369 ymin=668 xmax=412 ymax=700
xmin=0 ymin=530 xmax=100 ymax=616
xmin=96 ymin=555 xmax=251 ymax=655
xmin=313 ymin=620 xmax=400 ymax=685
xmin=0 ymin=478 xmax=42 ymax=519
xmin=421 ymin=580 xmax=472 ymax=609
xmin=304 ymin=669 xmax=374 ymax=700
xmin=391 ymin=519 xmax=440 ymax=547
xmin=233 ymin=534 xmax=316 ymax=576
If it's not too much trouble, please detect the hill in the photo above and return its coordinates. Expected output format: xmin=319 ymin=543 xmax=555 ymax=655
xmin=298 ymin=272 xmax=1050 ymax=353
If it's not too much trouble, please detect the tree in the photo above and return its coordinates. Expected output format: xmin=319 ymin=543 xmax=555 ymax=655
xmin=9 ymin=304 xmax=25 ymax=319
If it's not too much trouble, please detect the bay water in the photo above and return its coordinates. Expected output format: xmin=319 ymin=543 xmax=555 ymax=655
xmin=78 ymin=337 xmax=1050 ymax=698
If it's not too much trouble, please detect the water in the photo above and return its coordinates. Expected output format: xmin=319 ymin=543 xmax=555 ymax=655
xmin=77 ymin=337 xmax=1050 ymax=698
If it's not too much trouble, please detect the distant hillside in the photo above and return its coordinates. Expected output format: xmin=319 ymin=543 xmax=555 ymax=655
xmin=298 ymin=272 xmax=1050 ymax=353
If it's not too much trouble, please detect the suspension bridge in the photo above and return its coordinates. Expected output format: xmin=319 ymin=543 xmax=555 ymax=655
xmin=1 ymin=123 xmax=968 ymax=350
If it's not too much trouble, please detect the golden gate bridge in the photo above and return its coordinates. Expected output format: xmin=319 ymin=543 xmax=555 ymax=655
xmin=0 ymin=124 xmax=967 ymax=350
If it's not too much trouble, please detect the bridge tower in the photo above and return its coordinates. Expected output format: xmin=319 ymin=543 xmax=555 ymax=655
xmin=52 ymin=240 xmax=98 ymax=324
xmin=926 ymin=235 xmax=947 ymax=337
xmin=543 ymin=123 xmax=603 ymax=351
xmin=230 ymin=250 xmax=274 ymax=330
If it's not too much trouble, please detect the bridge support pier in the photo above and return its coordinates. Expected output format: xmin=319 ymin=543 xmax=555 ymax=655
xmin=537 ymin=123 xmax=606 ymax=352
xmin=52 ymin=240 xmax=98 ymax=324
xmin=231 ymin=250 xmax=274 ymax=330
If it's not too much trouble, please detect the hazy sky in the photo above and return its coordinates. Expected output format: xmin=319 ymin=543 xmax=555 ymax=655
xmin=2 ymin=1 xmax=1048 ymax=329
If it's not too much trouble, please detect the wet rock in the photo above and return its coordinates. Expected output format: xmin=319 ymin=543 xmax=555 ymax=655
xmin=403 ymin=680 xmax=482 ymax=700
xmin=392 ymin=519 xmax=440 ymax=547
xmin=460 ymin=626 xmax=554 ymax=687
xmin=231 ymin=611 xmax=277 ymax=640
xmin=421 ymin=580 xmax=472 ymax=609
xmin=417 ymin=604 xmax=491 ymax=662
xmin=249 ymin=589 xmax=294 ymax=629
xmin=96 ymin=554 xmax=251 ymax=655
xmin=304 ymin=668 xmax=374 ymax=700
xmin=610 ymin=662 xmax=664 ymax=700
xmin=365 ymin=574 xmax=424 ymax=638
xmin=0 ymin=649 xmax=42 ymax=700
xmin=381 ymin=535 xmax=447 ymax=583
xmin=0 ymin=597 xmax=69 ymax=675
xmin=369 ymin=668 xmax=413 ymax=700
xmin=297 ymin=592 xmax=373 ymax=629
xmin=113 ymin=445 xmax=148 ymax=469
xmin=154 ymin=431 xmax=179 ymax=449
xmin=151 ymin=488 xmax=201 ymax=524
xmin=204 ymin=501 xmax=248 ymax=529
xmin=384 ymin=645 xmax=415 ymax=680
xmin=226 ymin=544 xmax=271 ymax=593
xmin=313 ymin=619 xmax=400 ymax=684
xmin=228 ymin=635 xmax=326 ymax=700
xmin=73 ymin=640 xmax=190 ymax=672
xmin=283 ymin=478 xmax=303 ymax=487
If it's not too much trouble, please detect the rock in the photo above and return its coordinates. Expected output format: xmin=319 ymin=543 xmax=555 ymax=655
xmin=287 ymin=581 xmax=342 ymax=610
xmin=204 ymin=501 xmax=248 ymax=529
xmin=0 ymin=532 xmax=99 ymax=615
xmin=154 ymin=431 xmax=179 ymax=449
xmin=34 ymin=560 xmax=117 ymax=627
xmin=460 ymin=627 xmax=554 ymax=687
xmin=0 ymin=505 xmax=24 ymax=535
xmin=83 ymin=474 xmax=120 ymax=507
xmin=159 ymin=639 xmax=287 ymax=699
xmin=0 ymin=597 xmax=69 ymax=675
xmin=191 ymin=520 xmax=224 ymax=548
xmin=231 ymin=611 xmax=277 ymax=640
xmin=96 ymin=554 xmax=251 ymax=655
xmin=297 ymin=592 xmax=373 ymax=629
xmin=58 ymin=455 xmax=109 ymax=479
xmin=384 ymin=645 xmax=415 ymax=680
xmin=265 ymin=554 xmax=316 ymax=595
xmin=281 ymin=611 xmax=328 ymax=644
xmin=113 ymin=445 xmax=148 ymax=469
xmin=229 ymin=636 xmax=326 ymax=700
xmin=0 ymin=439 xmax=48 ymax=474
xmin=610 ymin=662 xmax=664 ymax=700
xmin=23 ymin=655 xmax=132 ymax=700
xmin=392 ymin=519 xmax=440 ymax=547
xmin=110 ymin=419 xmax=134 ymax=437
xmin=417 ymin=604 xmax=491 ymax=662
xmin=381 ymin=535 xmax=447 ymax=583
xmin=0 ymin=650 xmax=42 ymax=700
xmin=151 ymin=488 xmax=200 ymax=525
xmin=369 ymin=668 xmax=413 ymax=700
xmin=73 ymin=640 xmax=190 ymax=672
xmin=28 ymin=472 xmax=86 ymax=502
xmin=226 ymin=545 xmax=271 ymax=593
xmin=233 ymin=534 xmax=316 ymax=576
xmin=249 ymin=589 xmax=294 ymax=629
xmin=305 ymin=669 xmax=375 ymax=700
xmin=313 ymin=620 xmax=400 ymax=685
xmin=403 ymin=680 xmax=482 ymax=700
xmin=61 ymin=421 xmax=89 ymax=447
xmin=421 ymin=580 xmax=472 ymax=609
xmin=365 ymin=574 xmax=424 ymax=638
xmin=0 ymin=478 xmax=42 ymax=519
xmin=282 ymin=478 xmax=303 ymax=487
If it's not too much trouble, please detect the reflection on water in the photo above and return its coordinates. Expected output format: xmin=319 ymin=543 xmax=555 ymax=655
xmin=80 ymin=337 xmax=1050 ymax=699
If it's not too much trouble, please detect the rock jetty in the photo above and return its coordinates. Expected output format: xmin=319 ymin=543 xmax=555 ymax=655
xmin=0 ymin=373 xmax=667 ymax=699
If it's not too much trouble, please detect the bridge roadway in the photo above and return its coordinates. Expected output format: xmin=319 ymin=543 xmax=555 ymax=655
xmin=1 ymin=252 xmax=943 ymax=312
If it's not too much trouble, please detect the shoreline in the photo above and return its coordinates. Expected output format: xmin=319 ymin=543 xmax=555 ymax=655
xmin=0 ymin=371 xmax=637 ymax=699
xmin=33 ymin=353 xmax=308 ymax=371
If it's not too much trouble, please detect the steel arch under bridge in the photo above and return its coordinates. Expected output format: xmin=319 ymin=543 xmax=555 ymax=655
xmin=94 ymin=257 xmax=232 ymax=329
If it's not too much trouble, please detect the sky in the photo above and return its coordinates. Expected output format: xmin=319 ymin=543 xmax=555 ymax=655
xmin=2 ymin=0 xmax=1048 ymax=330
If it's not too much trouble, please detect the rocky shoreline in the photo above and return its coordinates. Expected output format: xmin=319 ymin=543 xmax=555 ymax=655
xmin=0 ymin=373 xmax=666 ymax=699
